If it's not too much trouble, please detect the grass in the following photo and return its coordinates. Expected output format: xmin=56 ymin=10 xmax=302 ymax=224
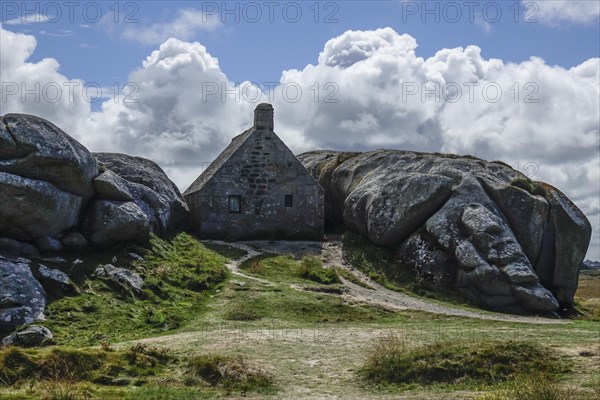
xmin=342 ymin=231 xmax=468 ymax=305
xmin=478 ymin=374 xmax=577 ymax=400
xmin=359 ymin=335 xmax=570 ymax=387
xmin=201 ymin=242 xmax=247 ymax=260
xmin=334 ymin=266 xmax=373 ymax=288
xmin=296 ymin=256 xmax=339 ymax=284
xmin=187 ymin=354 xmax=275 ymax=394
xmin=511 ymin=178 xmax=546 ymax=196
xmin=0 ymin=344 xmax=171 ymax=387
xmin=2 ymin=232 xmax=599 ymax=399
xmin=230 ymin=254 xmax=395 ymax=324
xmin=575 ymin=271 xmax=600 ymax=321
xmin=42 ymin=233 xmax=229 ymax=346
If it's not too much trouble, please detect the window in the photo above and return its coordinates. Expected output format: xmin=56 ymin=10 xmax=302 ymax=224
xmin=284 ymin=195 xmax=293 ymax=208
xmin=228 ymin=195 xmax=241 ymax=214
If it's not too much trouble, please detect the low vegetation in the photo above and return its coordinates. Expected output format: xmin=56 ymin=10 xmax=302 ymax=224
xmin=43 ymin=233 xmax=229 ymax=346
xmin=0 ymin=344 xmax=171 ymax=387
xmin=479 ymin=374 xmax=577 ymax=400
xmin=359 ymin=335 xmax=569 ymax=387
xmin=187 ymin=354 xmax=275 ymax=394
xmin=575 ymin=270 xmax=600 ymax=321
xmin=232 ymin=254 xmax=395 ymax=323
xmin=342 ymin=231 xmax=467 ymax=305
xmin=511 ymin=178 xmax=546 ymax=196
xmin=296 ymin=256 xmax=339 ymax=284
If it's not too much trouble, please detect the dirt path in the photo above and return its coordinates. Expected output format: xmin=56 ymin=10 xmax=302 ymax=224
xmin=205 ymin=240 xmax=271 ymax=285
xmin=211 ymin=239 xmax=565 ymax=325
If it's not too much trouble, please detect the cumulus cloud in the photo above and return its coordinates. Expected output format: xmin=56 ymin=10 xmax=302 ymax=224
xmin=1 ymin=25 xmax=598 ymax=258
xmin=119 ymin=9 xmax=222 ymax=45
xmin=271 ymin=27 xmax=599 ymax=258
xmin=0 ymin=24 xmax=90 ymax=137
xmin=527 ymin=0 xmax=600 ymax=25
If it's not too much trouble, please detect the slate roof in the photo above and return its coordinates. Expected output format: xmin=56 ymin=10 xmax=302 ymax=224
xmin=183 ymin=127 xmax=254 ymax=196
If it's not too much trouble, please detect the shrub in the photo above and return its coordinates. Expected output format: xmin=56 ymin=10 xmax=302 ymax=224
xmin=359 ymin=336 xmax=568 ymax=386
xmin=37 ymin=349 xmax=105 ymax=381
xmin=297 ymin=256 xmax=339 ymax=285
xmin=41 ymin=380 xmax=80 ymax=400
xmin=187 ymin=354 xmax=274 ymax=394
xmin=0 ymin=347 xmax=37 ymax=385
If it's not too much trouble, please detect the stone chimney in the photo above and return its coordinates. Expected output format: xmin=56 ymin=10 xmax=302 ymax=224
xmin=254 ymin=103 xmax=274 ymax=131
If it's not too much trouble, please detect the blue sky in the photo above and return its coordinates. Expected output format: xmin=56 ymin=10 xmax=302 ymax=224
xmin=5 ymin=1 xmax=599 ymax=90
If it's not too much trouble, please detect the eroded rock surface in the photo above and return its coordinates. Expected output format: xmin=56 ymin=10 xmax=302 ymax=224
xmin=299 ymin=150 xmax=591 ymax=315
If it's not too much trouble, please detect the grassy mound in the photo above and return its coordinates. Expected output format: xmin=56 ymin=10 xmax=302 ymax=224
xmin=0 ymin=344 xmax=171 ymax=387
xmin=360 ymin=335 xmax=569 ymax=387
xmin=187 ymin=354 xmax=275 ymax=394
xmin=43 ymin=233 xmax=229 ymax=346
xmin=297 ymin=256 xmax=339 ymax=284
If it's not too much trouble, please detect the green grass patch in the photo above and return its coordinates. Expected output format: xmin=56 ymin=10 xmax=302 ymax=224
xmin=0 ymin=344 xmax=172 ymax=387
xmin=297 ymin=256 xmax=339 ymax=284
xmin=342 ymin=231 xmax=469 ymax=305
xmin=359 ymin=335 xmax=570 ymax=387
xmin=187 ymin=354 xmax=275 ymax=395
xmin=334 ymin=267 xmax=373 ymax=289
xmin=201 ymin=242 xmax=247 ymax=260
xmin=219 ymin=287 xmax=392 ymax=324
xmin=511 ymin=178 xmax=546 ymax=196
xmin=43 ymin=233 xmax=228 ymax=346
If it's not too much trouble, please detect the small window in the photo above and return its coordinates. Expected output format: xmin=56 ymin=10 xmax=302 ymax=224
xmin=284 ymin=195 xmax=293 ymax=208
xmin=228 ymin=195 xmax=241 ymax=214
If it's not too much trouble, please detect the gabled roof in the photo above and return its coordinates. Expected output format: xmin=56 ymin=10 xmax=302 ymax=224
xmin=183 ymin=127 xmax=254 ymax=196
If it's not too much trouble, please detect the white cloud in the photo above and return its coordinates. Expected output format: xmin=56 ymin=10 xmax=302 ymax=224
xmin=39 ymin=29 xmax=73 ymax=37
xmin=4 ymin=13 xmax=50 ymax=25
xmin=1 ymin=25 xmax=598 ymax=259
xmin=118 ymin=9 xmax=222 ymax=45
xmin=526 ymin=0 xmax=600 ymax=25
xmin=0 ymin=25 xmax=90 ymax=136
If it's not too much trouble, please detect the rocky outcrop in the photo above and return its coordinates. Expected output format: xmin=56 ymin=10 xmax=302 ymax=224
xmin=0 ymin=114 xmax=189 ymax=253
xmin=92 ymin=153 xmax=189 ymax=238
xmin=0 ymin=114 xmax=98 ymax=198
xmin=1 ymin=325 xmax=54 ymax=347
xmin=0 ymin=257 xmax=47 ymax=334
xmin=95 ymin=264 xmax=144 ymax=295
xmin=34 ymin=265 xmax=78 ymax=299
xmin=299 ymin=150 xmax=592 ymax=315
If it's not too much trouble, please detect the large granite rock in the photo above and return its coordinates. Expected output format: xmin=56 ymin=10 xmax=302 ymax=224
xmin=0 ymin=172 xmax=82 ymax=241
xmin=91 ymin=153 xmax=189 ymax=238
xmin=0 ymin=257 xmax=47 ymax=335
xmin=1 ymin=325 xmax=54 ymax=347
xmin=0 ymin=113 xmax=189 ymax=254
xmin=84 ymin=200 xmax=151 ymax=246
xmin=34 ymin=265 xmax=78 ymax=299
xmin=94 ymin=264 xmax=144 ymax=295
xmin=0 ymin=114 xmax=98 ymax=198
xmin=299 ymin=150 xmax=592 ymax=315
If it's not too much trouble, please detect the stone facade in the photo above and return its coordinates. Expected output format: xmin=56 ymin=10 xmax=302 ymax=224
xmin=184 ymin=104 xmax=324 ymax=240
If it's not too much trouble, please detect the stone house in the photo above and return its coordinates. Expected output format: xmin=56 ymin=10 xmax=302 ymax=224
xmin=183 ymin=104 xmax=325 ymax=240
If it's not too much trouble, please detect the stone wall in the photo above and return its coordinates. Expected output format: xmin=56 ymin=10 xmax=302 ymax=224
xmin=187 ymin=129 xmax=324 ymax=240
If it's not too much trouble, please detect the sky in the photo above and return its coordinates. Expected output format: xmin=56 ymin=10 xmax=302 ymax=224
xmin=1 ymin=0 xmax=599 ymax=259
